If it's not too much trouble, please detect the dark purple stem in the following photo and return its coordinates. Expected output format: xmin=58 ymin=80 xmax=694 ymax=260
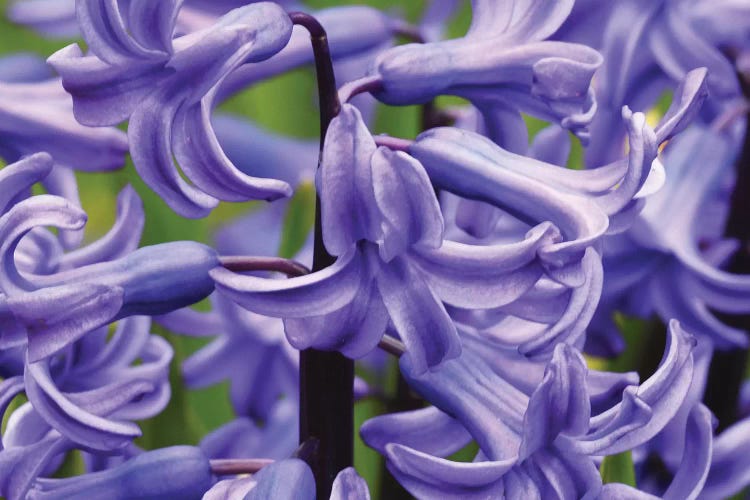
xmin=289 ymin=12 xmax=352 ymax=499
xmin=210 ymin=458 xmax=273 ymax=475
xmin=219 ymin=256 xmax=309 ymax=277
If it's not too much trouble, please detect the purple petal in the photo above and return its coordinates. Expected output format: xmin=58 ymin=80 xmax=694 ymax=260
xmin=519 ymin=344 xmax=590 ymax=459
xmin=331 ymin=467 xmax=370 ymax=500
xmin=361 ymin=406 xmax=471 ymax=457
xmin=377 ymin=254 xmax=461 ymax=374
xmin=371 ymin=148 xmax=443 ymax=261
xmin=211 ymin=246 xmax=365 ymax=318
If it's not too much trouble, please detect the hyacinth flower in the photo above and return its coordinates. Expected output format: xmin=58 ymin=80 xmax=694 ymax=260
xmin=158 ymin=291 xmax=298 ymax=422
xmin=0 ymin=317 xmax=172 ymax=499
xmin=48 ymin=1 xmax=296 ymax=218
xmin=211 ymin=114 xmax=318 ymax=189
xmin=556 ymin=0 xmax=745 ymax=166
xmin=212 ymin=102 xmax=581 ymax=374
xmin=427 ymin=67 xmax=706 ymax=254
xmin=362 ymin=0 xmax=602 ymax=148
xmin=588 ymin=119 xmax=750 ymax=354
xmin=2 ymin=315 xmax=171 ymax=453
xmin=0 ymin=193 xmax=218 ymax=362
xmin=361 ymin=321 xmax=712 ymax=498
xmin=204 ymin=459 xmax=370 ymax=500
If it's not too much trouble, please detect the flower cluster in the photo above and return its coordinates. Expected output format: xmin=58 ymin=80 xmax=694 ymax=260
xmin=1 ymin=0 xmax=749 ymax=499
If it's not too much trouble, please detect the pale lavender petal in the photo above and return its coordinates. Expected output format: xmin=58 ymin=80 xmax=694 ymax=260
xmin=330 ymin=467 xmax=370 ymax=500
xmin=412 ymin=223 xmax=560 ymax=309
xmin=377 ymin=254 xmax=461 ymax=374
xmin=361 ymin=406 xmax=471 ymax=457
xmin=211 ymin=246 xmax=365 ymax=318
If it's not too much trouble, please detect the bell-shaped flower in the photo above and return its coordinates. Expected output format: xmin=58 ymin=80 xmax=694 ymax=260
xmin=10 ymin=316 xmax=170 ymax=452
xmin=368 ymin=0 xmax=602 ymax=143
xmin=361 ymin=321 xmax=710 ymax=498
xmin=158 ymin=292 xmax=297 ymax=421
xmin=48 ymin=1 xmax=295 ymax=217
xmin=591 ymin=117 xmax=750 ymax=351
xmin=212 ymin=104 xmax=567 ymax=374
xmin=0 ymin=193 xmax=218 ymax=362
xmin=557 ymin=0 xmax=734 ymax=166
xmin=409 ymin=68 xmax=708 ymax=291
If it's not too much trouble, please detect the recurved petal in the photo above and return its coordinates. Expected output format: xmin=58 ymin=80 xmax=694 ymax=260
xmin=371 ymin=148 xmax=443 ymax=262
xmin=126 ymin=0 xmax=182 ymax=55
xmin=501 ymin=0 xmax=576 ymax=42
xmin=0 ymin=153 xmax=53 ymax=214
xmin=654 ymin=68 xmax=708 ymax=143
xmin=519 ymin=344 xmax=590 ymax=459
xmin=318 ymin=104 xmax=380 ymax=256
xmin=283 ymin=276 xmax=388 ymax=358
xmin=171 ymin=93 xmax=292 ymax=203
xmin=385 ymin=443 xmax=514 ymax=499
xmin=361 ymin=406 xmax=472 ymax=457
xmin=76 ymin=0 xmax=169 ymax=64
xmin=661 ymin=404 xmax=713 ymax=500
xmin=519 ymin=247 xmax=603 ymax=357
xmin=400 ymin=348 xmax=525 ymax=459
xmin=413 ymin=222 xmax=559 ymax=309
xmin=127 ymin=86 xmax=219 ymax=218
xmin=211 ymin=246 xmax=365 ymax=318
xmin=47 ymin=45 xmax=164 ymax=126
xmin=0 ymin=195 xmax=87 ymax=295
xmin=10 ymin=283 xmax=124 ymax=362
xmin=24 ymin=358 xmax=146 ymax=451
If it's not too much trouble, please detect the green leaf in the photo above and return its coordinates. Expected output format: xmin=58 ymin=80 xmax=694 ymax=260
xmin=600 ymin=451 xmax=637 ymax=487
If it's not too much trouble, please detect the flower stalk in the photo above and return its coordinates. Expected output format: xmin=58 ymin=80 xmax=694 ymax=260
xmin=289 ymin=12 xmax=353 ymax=499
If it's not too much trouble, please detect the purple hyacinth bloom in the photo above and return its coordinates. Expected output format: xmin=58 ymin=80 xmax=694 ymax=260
xmin=24 ymin=446 xmax=213 ymax=500
xmin=212 ymin=104 xmax=575 ymax=374
xmin=0 ymin=315 xmax=173 ymax=497
xmin=590 ymin=116 xmax=750 ymax=352
xmin=158 ymin=292 xmax=297 ymax=421
xmin=48 ymin=1 xmax=295 ymax=217
xmin=368 ymin=0 xmax=602 ymax=144
xmin=12 ymin=316 xmax=170 ymax=452
xmin=556 ymin=0 xmax=739 ymax=166
xmin=0 ymin=192 xmax=218 ymax=361
xmin=361 ymin=321 xmax=709 ymax=498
